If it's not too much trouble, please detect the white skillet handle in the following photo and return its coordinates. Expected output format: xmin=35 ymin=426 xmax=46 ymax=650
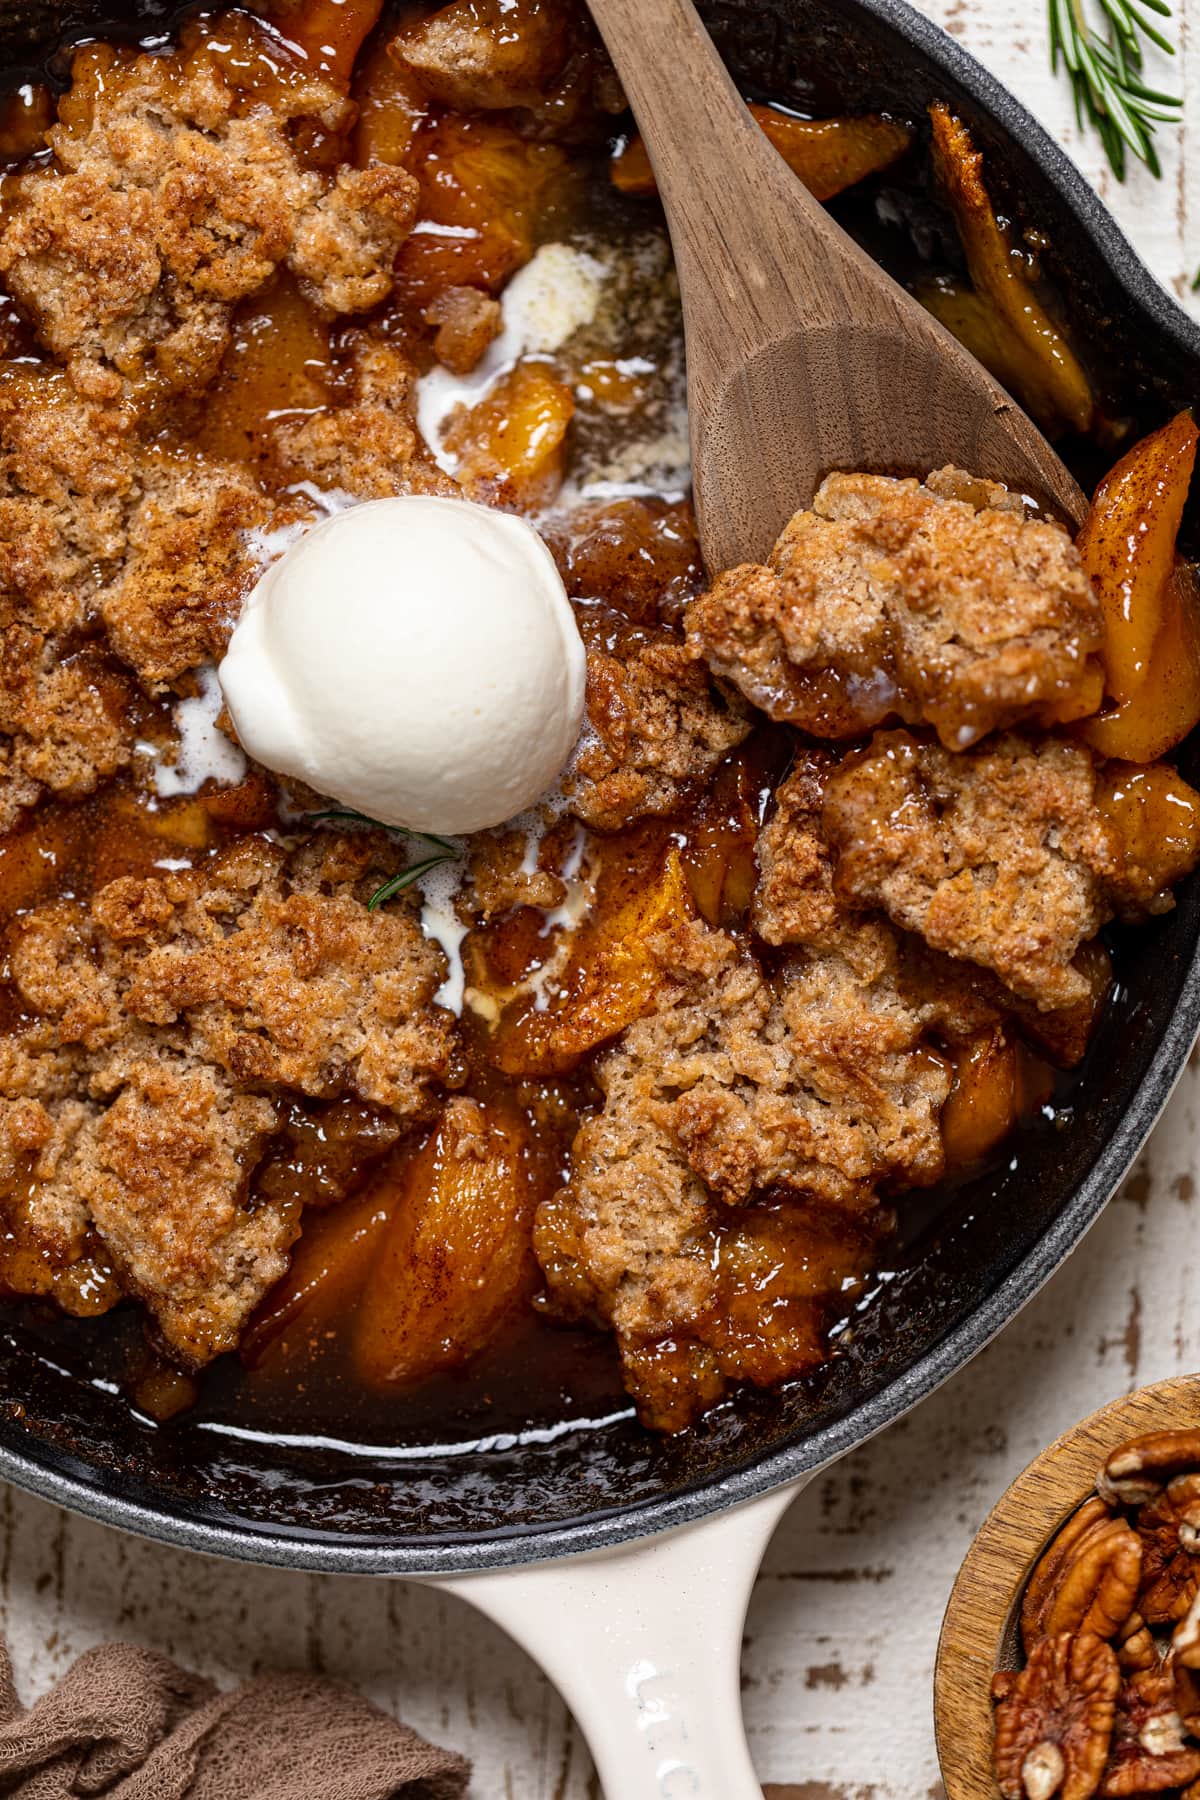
xmin=430 ymin=1479 xmax=808 ymax=1799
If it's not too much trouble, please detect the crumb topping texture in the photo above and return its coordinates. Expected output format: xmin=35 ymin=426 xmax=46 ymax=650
xmin=0 ymin=2 xmax=1195 ymax=1434
xmin=686 ymin=468 xmax=1104 ymax=749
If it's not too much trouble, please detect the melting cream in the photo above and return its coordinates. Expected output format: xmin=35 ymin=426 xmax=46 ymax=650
xmin=461 ymin=824 xmax=598 ymax=1021
xmin=413 ymin=854 xmax=471 ymax=1016
xmin=154 ymin=666 xmax=247 ymax=798
xmin=417 ymin=242 xmax=608 ymax=473
xmin=242 ymin=485 xmax=360 ymax=574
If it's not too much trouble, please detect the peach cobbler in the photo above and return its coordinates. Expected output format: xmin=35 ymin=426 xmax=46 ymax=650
xmin=0 ymin=0 xmax=1197 ymax=1436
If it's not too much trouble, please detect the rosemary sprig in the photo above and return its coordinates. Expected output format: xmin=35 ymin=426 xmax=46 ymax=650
xmin=1047 ymin=0 xmax=1182 ymax=180
xmin=307 ymin=808 xmax=459 ymax=856
xmin=308 ymin=808 xmax=460 ymax=911
xmin=366 ymin=855 xmax=454 ymax=913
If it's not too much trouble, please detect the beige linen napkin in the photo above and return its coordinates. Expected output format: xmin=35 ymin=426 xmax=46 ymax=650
xmin=0 ymin=1638 xmax=469 ymax=1798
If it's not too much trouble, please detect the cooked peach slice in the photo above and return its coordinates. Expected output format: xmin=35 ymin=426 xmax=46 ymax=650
xmin=681 ymin=736 xmax=779 ymax=928
xmin=87 ymin=790 xmax=216 ymax=890
xmin=353 ymin=1099 xmax=537 ymax=1386
xmin=394 ymin=116 xmax=573 ymax=307
xmin=128 ymin=791 xmax=216 ymax=851
xmin=0 ymin=807 xmax=86 ymax=918
xmin=682 ymin=811 xmax=756 ymax=928
xmin=916 ymin=278 xmax=1034 ymax=407
xmin=241 ymin=1178 xmax=393 ymax=1370
xmin=353 ymin=33 xmax=430 ymax=168
xmin=928 ymin=104 xmax=1093 ymax=436
xmin=612 ymin=107 xmax=911 ymax=201
xmin=199 ymin=770 xmax=280 ymax=834
xmin=1083 ymin=564 xmax=1200 ymax=763
xmin=1078 ymin=411 xmax=1198 ymax=705
xmin=272 ymin=0 xmax=385 ymax=85
xmin=941 ymin=1030 xmax=1018 ymax=1171
xmin=941 ymin=1031 xmax=1054 ymax=1171
xmin=1096 ymin=762 xmax=1200 ymax=915
xmin=445 ymin=360 xmax=575 ymax=509
xmin=199 ymin=277 xmax=330 ymax=467
xmin=488 ymin=842 xmax=694 ymax=1077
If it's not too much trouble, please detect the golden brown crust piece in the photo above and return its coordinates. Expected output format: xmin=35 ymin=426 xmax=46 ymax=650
xmin=821 ymin=730 xmax=1125 ymax=1013
xmin=389 ymin=0 xmax=621 ymax=137
xmin=101 ymin=447 xmax=272 ymax=685
xmin=0 ymin=364 xmax=137 ymax=638
xmin=686 ymin=469 xmax=1102 ymax=750
xmin=537 ymin=913 xmax=948 ymax=1425
xmin=754 ymin=749 xmax=1115 ymax=1065
xmin=564 ymin=620 xmax=751 ymax=832
xmin=265 ymin=333 xmax=457 ymax=501
xmin=753 ymin=749 xmax=854 ymax=953
xmin=424 ymin=285 xmax=504 ymax=376
xmin=0 ymin=365 xmax=144 ymax=822
xmin=0 ymin=27 xmax=416 ymax=398
xmin=0 ymin=639 xmax=133 ymax=832
xmin=0 ymin=363 xmax=281 ymax=815
xmin=0 ymin=830 xmax=455 ymax=1362
xmin=77 ymin=1059 xmax=283 ymax=1365
xmin=462 ymin=827 xmax=569 ymax=920
xmin=0 ymin=331 xmax=442 ymax=820
xmin=12 ymin=832 xmax=455 ymax=1107
xmin=392 ymin=0 xmax=573 ymax=113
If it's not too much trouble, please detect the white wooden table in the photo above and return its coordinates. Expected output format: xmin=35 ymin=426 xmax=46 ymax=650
xmin=2 ymin=7 xmax=1198 ymax=1795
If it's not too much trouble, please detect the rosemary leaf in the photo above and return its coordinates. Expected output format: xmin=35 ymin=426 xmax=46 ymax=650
xmin=308 ymin=808 xmax=459 ymax=855
xmin=1047 ymin=0 xmax=1182 ymax=179
xmin=367 ymin=855 xmax=453 ymax=913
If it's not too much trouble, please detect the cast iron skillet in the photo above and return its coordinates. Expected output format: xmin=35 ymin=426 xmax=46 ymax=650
xmin=0 ymin=0 xmax=1198 ymax=1577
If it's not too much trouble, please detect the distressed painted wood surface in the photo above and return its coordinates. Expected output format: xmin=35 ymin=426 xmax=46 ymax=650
xmin=1 ymin=6 xmax=1198 ymax=1797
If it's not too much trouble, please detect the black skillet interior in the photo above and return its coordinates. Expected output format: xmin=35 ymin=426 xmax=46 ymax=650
xmin=0 ymin=0 xmax=1198 ymax=1574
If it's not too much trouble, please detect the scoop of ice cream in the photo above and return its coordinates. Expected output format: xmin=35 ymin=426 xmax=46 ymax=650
xmin=219 ymin=496 xmax=586 ymax=835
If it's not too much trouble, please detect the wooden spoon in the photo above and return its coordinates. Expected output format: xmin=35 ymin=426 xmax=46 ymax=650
xmin=586 ymin=0 xmax=1087 ymax=570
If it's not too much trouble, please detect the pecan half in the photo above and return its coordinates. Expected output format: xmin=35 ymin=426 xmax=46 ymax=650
xmin=994 ymin=1633 xmax=1120 ymax=1800
xmin=1099 ymin=1666 xmax=1200 ymax=1795
xmin=1174 ymin=1588 xmax=1200 ymax=1670
xmin=1174 ymin=1655 xmax=1200 ymax=1734
xmin=1116 ymin=1611 xmax=1157 ymax=1673
xmin=1022 ymin=1500 xmax=1143 ymax=1655
xmin=1099 ymin=1432 xmax=1200 ymax=1507
xmin=1138 ymin=1474 xmax=1200 ymax=1625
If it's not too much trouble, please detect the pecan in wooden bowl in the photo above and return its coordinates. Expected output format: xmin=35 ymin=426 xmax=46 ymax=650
xmin=936 ymin=1379 xmax=1200 ymax=1800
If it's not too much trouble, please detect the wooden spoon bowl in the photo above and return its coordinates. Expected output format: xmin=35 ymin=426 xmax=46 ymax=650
xmin=935 ymin=1376 xmax=1200 ymax=1800
xmin=586 ymin=0 xmax=1087 ymax=570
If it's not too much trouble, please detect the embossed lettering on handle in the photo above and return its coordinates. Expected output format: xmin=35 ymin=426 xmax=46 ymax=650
xmin=435 ymin=1484 xmax=805 ymax=1799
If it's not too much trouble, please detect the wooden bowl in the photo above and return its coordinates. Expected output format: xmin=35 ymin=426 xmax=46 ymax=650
xmin=935 ymin=1375 xmax=1200 ymax=1800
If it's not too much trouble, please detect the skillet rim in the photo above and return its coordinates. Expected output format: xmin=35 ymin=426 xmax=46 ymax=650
xmin=0 ymin=0 xmax=1199 ymax=1575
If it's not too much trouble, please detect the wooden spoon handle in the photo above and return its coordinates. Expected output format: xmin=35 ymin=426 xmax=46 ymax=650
xmin=587 ymin=0 xmax=904 ymax=340
xmin=587 ymin=0 xmax=839 ymax=315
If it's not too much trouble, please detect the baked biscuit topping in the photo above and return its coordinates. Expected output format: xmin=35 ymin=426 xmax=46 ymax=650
xmin=687 ymin=468 xmax=1103 ymax=749
xmin=0 ymin=0 xmax=1195 ymax=1436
